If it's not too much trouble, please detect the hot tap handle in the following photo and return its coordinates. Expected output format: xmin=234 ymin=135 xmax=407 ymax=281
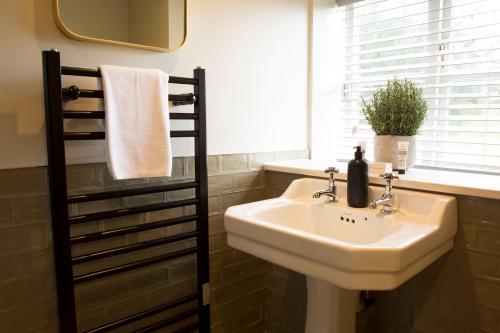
xmin=325 ymin=167 xmax=339 ymax=185
xmin=325 ymin=167 xmax=339 ymax=174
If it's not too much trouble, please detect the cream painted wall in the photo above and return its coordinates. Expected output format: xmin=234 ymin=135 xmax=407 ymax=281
xmin=310 ymin=0 xmax=342 ymax=160
xmin=0 ymin=0 xmax=308 ymax=169
xmin=168 ymin=0 xmax=185 ymax=48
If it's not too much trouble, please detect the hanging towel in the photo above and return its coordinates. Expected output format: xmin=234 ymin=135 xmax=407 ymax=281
xmin=100 ymin=65 xmax=172 ymax=179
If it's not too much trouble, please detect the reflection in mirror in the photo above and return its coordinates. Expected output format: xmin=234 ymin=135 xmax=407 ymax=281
xmin=55 ymin=0 xmax=186 ymax=51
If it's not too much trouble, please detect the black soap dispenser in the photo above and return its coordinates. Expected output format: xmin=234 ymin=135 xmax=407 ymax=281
xmin=347 ymin=146 xmax=369 ymax=208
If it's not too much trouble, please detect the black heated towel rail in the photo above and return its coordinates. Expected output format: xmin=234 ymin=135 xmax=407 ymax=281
xmin=42 ymin=49 xmax=210 ymax=333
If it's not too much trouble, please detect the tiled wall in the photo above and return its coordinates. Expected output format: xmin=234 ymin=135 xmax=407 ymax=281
xmin=0 ymin=150 xmax=307 ymax=333
xmin=265 ymin=171 xmax=500 ymax=333
xmin=6 ymin=155 xmax=496 ymax=333
xmin=263 ymin=172 xmax=306 ymax=333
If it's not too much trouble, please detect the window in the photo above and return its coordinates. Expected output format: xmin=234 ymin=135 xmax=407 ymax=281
xmin=322 ymin=0 xmax=500 ymax=173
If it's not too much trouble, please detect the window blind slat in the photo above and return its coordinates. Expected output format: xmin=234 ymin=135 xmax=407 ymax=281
xmin=418 ymin=149 xmax=500 ymax=158
xmin=342 ymin=0 xmax=421 ymax=12
xmin=343 ymin=105 xmax=500 ymax=111
xmin=342 ymin=80 xmax=500 ymax=93
xmin=340 ymin=0 xmax=430 ymax=20
xmin=344 ymin=33 xmax=500 ymax=57
xmin=340 ymin=116 xmax=500 ymax=121
xmin=343 ymin=94 xmax=500 ymax=100
xmin=337 ymin=137 xmax=500 ymax=146
xmin=341 ymin=0 xmax=490 ymax=13
xmin=337 ymin=144 xmax=500 ymax=157
xmin=415 ymin=158 xmax=500 ymax=169
xmin=344 ymin=46 xmax=500 ymax=66
xmin=340 ymin=0 xmax=495 ymax=29
xmin=343 ymin=56 xmax=500 ymax=76
xmin=339 ymin=124 xmax=500 ymax=133
xmin=343 ymin=21 xmax=500 ymax=49
xmin=339 ymin=8 xmax=500 ymax=42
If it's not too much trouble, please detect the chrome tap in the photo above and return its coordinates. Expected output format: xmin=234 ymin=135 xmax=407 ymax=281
xmin=313 ymin=167 xmax=339 ymax=203
xmin=369 ymin=173 xmax=399 ymax=214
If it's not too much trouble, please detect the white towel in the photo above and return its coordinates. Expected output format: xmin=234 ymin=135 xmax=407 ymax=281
xmin=100 ymin=65 xmax=172 ymax=180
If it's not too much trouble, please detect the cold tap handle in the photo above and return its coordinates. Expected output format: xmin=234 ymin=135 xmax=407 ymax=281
xmin=380 ymin=173 xmax=399 ymax=181
xmin=380 ymin=173 xmax=399 ymax=192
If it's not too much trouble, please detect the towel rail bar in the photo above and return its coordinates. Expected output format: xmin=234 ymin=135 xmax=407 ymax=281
xmin=64 ymin=132 xmax=105 ymax=140
xmin=82 ymin=293 xmax=198 ymax=333
xmin=68 ymin=198 xmax=198 ymax=224
xmin=72 ymin=230 xmax=198 ymax=264
xmin=134 ymin=308 xmax=199 ymax=333
xmin=170 ymin=113 xmax=198 ymax=120
xmin=63 ymin=111 xmax=105 ymax=119
xmin=73 ymin=247 xmax=197 ymax=283
xmin=64 ymin=130 xmax=198 ymax=140
xmin=61 ymin=66 xmax=199 ymax=85
xmin=68 ymin=181 xmax=199 ymax=204
xmin=70 ymin=214 xmax=198 ymax=244
xmin=63 ymin=110 xmax=198 ymax=120
xmin=173 ymin=322 xmax=200 ymax=333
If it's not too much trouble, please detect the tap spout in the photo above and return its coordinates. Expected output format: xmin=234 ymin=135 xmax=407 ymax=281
xmin=368 ymin=173 xmax=399 ymax=214
xmin=368 ymin=196 xmax=392 ymax=209
xmin=313 ymin=188 xmax=336 ymax=201
xmin=312 ymin=166 xmax=339 ymax=203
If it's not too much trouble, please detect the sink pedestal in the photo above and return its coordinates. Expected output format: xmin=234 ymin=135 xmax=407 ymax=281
xmin=306 ymin=277 xmax=359 ymax=333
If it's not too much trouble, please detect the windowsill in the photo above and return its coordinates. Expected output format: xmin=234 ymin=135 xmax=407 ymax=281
xmin=264 ymin=159 xmax=500 ymax=200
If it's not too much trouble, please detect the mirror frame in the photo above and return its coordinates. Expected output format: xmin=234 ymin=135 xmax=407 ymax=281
xmin=53 ymin=0 xmax=188 ymax=52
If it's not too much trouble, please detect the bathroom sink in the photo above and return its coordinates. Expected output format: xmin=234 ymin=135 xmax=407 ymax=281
xmin=225 ymin=178 xmax=457 ymax=290
xmin=224 ymin=177 xmax=457 ymax=333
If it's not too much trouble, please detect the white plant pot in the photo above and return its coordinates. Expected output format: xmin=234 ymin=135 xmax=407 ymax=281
xmin=374 ymin=135 xmax=416 ymax=170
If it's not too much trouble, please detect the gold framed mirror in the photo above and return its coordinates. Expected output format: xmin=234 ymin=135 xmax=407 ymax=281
xmin=53 ymin=0 xmax=187 ymax=52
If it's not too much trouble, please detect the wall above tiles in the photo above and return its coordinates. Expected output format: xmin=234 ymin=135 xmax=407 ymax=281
xmin=0 ymin=0 xmax=309 ymax=169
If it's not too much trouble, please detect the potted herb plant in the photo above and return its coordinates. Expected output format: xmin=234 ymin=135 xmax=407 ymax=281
xmin=361 ymin=78 xmax=427 ymax=169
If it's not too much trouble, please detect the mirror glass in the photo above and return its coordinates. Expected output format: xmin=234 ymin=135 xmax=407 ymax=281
xmin=55 ymin=0 xmax=186 ymax=51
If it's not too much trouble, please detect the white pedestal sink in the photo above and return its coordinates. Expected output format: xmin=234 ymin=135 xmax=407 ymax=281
xmin=224 ymin=178 xmax=457 ymax=333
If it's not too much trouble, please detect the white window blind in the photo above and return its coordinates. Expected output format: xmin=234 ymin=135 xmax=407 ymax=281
xmin=335 ymin=0 xmax=500 ymax=173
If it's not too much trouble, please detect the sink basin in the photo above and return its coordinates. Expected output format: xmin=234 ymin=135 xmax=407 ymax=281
xmin=224 ymin=177 xmax=457 ymax=332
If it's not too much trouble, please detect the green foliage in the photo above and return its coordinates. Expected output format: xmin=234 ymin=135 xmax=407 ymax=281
xmin=361 ymin=79 xmax=427 ymax=136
